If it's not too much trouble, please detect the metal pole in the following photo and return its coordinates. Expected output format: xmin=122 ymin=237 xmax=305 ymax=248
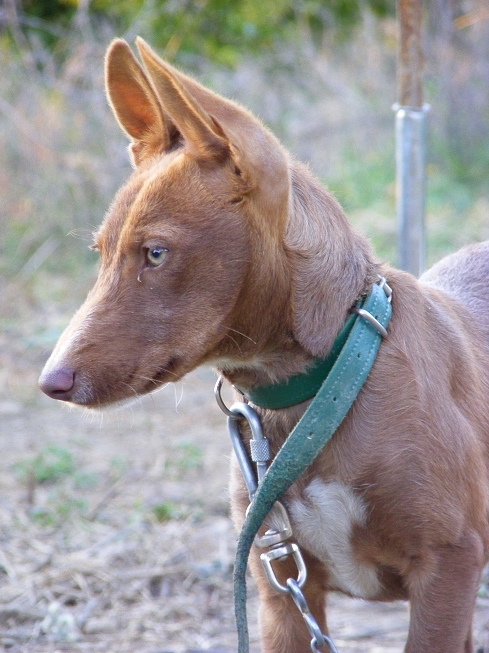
xmin=395 ymin=0 xmax=429 ymax=276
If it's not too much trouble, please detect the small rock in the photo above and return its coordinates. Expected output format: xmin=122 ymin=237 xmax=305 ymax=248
xmin=40 ymin=601 xmax=80 ymax=642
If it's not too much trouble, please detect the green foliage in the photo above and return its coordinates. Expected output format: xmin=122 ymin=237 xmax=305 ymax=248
xmin=30 ymin=496 xmax=88 ymax=527
xmin=22 ymin=0 xmax=78 ymax=23
xmin=13 ymin=444 xmax=94 ymax=527
xmin=152 ymin=501 xmax=178 ymax=522
xmin=170 ymin=442 xmax=203 ymax=471
xmin=110 ymin=455 xmax=130 ymax=479
xmin=326 ymin=143 xmax=395 ymax=214
xmin=14 ymin=444 xmax=75 ymax=484
xmin=323 ymin=131 xmax=489 ymax=270
xmin=15 ymin=0 xmax=395 ymax=65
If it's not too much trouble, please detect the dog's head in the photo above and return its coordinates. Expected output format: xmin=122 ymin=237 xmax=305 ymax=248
xmin=38 ymin=39 xmax=295 ymax=407
xmin=39 ymin=39 xmax=372 ymax=408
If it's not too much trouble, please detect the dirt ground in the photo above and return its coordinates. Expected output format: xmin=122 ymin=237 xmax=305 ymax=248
xmin=0 ymin=359 xmax=488 ymax=653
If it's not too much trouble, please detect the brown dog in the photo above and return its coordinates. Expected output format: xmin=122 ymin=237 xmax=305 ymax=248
xmin=39 ymin=38 xmax=489 ymax=653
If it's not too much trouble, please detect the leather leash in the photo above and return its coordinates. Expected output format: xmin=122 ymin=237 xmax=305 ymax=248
xmin=229 ymin=278 xmax=392 ymax=653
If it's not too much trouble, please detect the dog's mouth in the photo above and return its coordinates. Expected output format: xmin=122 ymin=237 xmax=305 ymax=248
xmin=40 ymin=357 xmax=184 ymax=408
xmin=73 ymin=358 xmax=184 ymax=408
xmin=141 ymin=357 xmax=181 ymax=393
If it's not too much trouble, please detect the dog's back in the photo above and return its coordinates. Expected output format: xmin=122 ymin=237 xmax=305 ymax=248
xmin=420 ymin=241 xmax=489 ymax=333
xmin=420 ymin=241 xmax=489 ymax=442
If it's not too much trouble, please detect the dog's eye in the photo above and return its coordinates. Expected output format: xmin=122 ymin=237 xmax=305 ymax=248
xmin=146 ymin=247 xmax=169 ymax=267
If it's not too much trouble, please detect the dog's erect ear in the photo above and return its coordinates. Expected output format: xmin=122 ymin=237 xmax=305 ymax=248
xmin=136 ymin=37 xmax=230 ymax=162
xmin=105 ymin=39 xmax=177 ymax=165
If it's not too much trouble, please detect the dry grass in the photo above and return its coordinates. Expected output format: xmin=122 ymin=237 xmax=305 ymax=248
xmin=0 ymin=369 xmax=250 ymax=653
xmin=1 ymin=369 xmax=488 ymax=652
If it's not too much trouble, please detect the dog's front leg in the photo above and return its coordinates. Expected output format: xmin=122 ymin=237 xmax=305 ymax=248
xmin=248 ymin=547 xmax=329 ymax=653
xmin=406 ymin=530 xmax=484 ymax=653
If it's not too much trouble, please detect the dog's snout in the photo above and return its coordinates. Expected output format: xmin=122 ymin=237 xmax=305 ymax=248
xmin=39 ymin=367 xmax=76 ymax=401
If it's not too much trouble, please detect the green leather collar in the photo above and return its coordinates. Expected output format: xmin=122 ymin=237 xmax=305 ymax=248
xmin=237 ymin=279 xmax=390 ymax=409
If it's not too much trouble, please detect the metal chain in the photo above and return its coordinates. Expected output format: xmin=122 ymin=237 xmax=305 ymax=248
xmin=216 ymin=377 xmax=340 ymax=653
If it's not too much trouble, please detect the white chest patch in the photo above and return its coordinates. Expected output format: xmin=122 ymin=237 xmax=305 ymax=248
xmin=288 ymin=480 xmax=381 ymax=599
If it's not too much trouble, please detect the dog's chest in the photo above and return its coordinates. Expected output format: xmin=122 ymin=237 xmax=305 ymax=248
xmin=287 ymin=480 xmax=381 ymax=599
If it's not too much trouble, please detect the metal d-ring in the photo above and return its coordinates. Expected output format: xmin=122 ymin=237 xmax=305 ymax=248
xmin=350 ymin=307 xmax=388 ymax=338
xmin=214 ymin=375 xmax=236 ymax=417
xmin=377 ymin=275 xmax=392 ymax=303
xmin=350 ymin=275 xmax=392 ymax=337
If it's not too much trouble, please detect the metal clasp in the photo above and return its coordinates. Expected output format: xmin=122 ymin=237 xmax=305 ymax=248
xmin=220 ymin=376 xmax=341 ymax=653
xmin=227 ymin=402 xmax=270 ymax=499
xmin=260 ymin=542 xmax=307 ymax=594
xmin=253 ymin=501 xmax=293 ymax=548
xmin=217 ymin=376 xmax=270 ymax=499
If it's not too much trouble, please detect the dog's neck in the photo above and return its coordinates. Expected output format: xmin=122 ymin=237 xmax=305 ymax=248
xmin=215 ymin=160 xmax=379 ymax=396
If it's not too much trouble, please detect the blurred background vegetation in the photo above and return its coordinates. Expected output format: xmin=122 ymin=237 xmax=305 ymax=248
xmin=1 ymin=0 xmax=489 ymax=390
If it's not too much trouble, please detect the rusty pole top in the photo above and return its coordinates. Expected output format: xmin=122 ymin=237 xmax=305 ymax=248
xmin=398 ymin=0 xmax=424 ymax=108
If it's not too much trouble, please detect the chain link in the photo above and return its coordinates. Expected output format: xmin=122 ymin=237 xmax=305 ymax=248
xmin=287 ymin=579 xmax=340 ymax=653
xmin=219 ymin=381 xmax=340 ymax=653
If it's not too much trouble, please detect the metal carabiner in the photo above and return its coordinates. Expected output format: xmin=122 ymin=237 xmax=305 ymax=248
xmin=227 ymin=402 xmax=270 ymax=500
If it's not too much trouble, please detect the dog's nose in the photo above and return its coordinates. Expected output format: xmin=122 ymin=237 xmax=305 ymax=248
xmin=39 ymin=367 xmax=76 ymax=401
